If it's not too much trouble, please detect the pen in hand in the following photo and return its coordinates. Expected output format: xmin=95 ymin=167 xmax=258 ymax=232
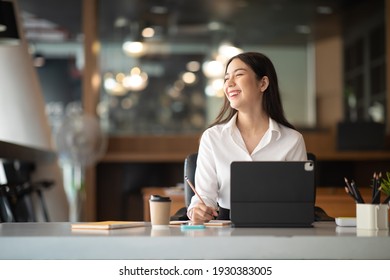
xmin=184 ymin=175 xmax=206 ymax=205
xmin=184 ymin=175 xmax=218 ymax=219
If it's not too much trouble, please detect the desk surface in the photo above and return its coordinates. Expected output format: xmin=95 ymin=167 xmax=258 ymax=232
xmin=0 ymin=222 xmax=389 ymax=260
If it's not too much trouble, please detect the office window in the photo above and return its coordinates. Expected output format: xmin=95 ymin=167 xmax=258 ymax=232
xmin=343 ymin=2 xmax=386 ymax=123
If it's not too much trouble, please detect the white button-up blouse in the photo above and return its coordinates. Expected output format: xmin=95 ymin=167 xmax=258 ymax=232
xmin=187 ymin=113 xmax=307 ymax=217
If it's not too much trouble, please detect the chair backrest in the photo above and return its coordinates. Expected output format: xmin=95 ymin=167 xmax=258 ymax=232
xmin=183 ymin=153 xmax=198 ymax=207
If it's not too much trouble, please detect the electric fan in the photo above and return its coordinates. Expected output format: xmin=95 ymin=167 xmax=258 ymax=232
xmin=55 ymin=113 xmax=107 ymax=222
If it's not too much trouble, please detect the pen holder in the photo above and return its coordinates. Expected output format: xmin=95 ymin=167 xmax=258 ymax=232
xmin=356 ymin=204 xmax=389 ymax=230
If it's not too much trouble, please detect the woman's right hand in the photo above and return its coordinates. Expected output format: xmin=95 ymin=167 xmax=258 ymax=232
xmin=190 ymin=203 xmax=218 ymax=223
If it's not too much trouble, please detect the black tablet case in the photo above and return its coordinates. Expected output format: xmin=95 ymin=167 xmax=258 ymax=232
xmin=230 ymin=161 xmax=315 ymax=227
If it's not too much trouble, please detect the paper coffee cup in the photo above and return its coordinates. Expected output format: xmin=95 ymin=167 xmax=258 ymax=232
xmin=149 ymin=195 xmax=171 ymax=228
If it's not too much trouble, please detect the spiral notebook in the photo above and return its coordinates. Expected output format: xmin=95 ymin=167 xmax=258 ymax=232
xmin=230 ymin=161 xmax=315 ymax=227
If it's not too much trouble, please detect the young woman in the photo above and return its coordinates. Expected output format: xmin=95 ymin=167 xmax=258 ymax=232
xmin=187 ymin=52 xmax=307 ymax=223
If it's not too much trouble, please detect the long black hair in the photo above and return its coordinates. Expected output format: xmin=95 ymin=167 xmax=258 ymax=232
xmin=210 ymin=52 xmax=295 ymax=130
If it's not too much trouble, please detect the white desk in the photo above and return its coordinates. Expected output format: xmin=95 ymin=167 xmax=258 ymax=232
xmin=0 ymin=222 xmax=389 ymax=259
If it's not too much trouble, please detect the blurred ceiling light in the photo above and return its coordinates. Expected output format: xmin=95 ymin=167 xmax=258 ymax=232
xmin=103 ymin=72 xmax=126 ymax=96
xmin=205 ymin=84 xmax=215 ymax=97
xmin=116 ymin=72 xmax=125 ymax=83
xmin=122 ymin=67 xmax=148 ymax=91
xmin=142 ymin=27 xmax=155 ymax=38
xmin=202 ymin=59 xmax=224 ymax=79
xmin=218 ymin=42 xmax=243 ymax=59
xmin=186 ymin=61 xmax=200 ymax=72
xmin=182 ymin=72 xmax=196 ymax=84
xmin=122 ymin=41 xmax=145 ymax=57
xmin=211 ymin=78 xmax=224 ymax=91
xmin=202 ymin=42 xmax=241 ymax=80
xmin=205 ymin=79 xmax=224 ymax=97
xmin=214 ymin=79 xmax=224 ymax=97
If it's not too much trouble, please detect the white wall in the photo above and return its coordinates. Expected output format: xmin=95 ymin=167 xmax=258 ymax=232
xmin=247 ymin=45 xmax=314 ymax=127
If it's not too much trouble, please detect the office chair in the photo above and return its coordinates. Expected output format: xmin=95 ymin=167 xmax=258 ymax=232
xmin=173 ymin=152 xmax=334 ymax=222
xmin=184 ymin=153 xmax=198 ymax=208
xmin=170 ymin=154 xmax=197 ymax=220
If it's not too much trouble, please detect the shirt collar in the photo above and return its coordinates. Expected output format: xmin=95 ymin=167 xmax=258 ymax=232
xmin=268 ymin=117 xmax=282 ymax=141
xmin=222 ymin=113 xmax=282 ymax=141
xmin=221 ymin=113 xmax=238 ymax=134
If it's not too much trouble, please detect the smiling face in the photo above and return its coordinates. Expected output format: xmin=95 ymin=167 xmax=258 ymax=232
xmin=224 ymin=58 xmax=268 ymax=112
